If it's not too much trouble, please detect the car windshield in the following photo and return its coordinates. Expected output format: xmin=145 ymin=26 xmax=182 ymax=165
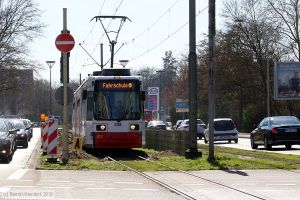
xmin=185 ymin=119 xmax=204 ymax=125
xmin=271 ymin=117 xmax=300 ymax=125
xmin=0 ymin=121 xmax=6 ymax=132
xmin=214 ymin=120 xmax=235 ymax=131
xmin=151 ymin=121 xmax=165 ymax=126
xmin=12 ymin=121 xmax=25 ymax=129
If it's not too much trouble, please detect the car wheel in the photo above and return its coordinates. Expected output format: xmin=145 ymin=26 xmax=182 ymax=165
xmin=285 ymin=144 xmax=292 ymax=149
xmin=204 ymin=138 xmax=208 ymax=144
xmin=264 ymin=137 xmax=272 ymax=150
xmin=250 ymin=136 xmax=258 ymax=149
xmin=234 ymin=139 xmax=238 ymax=144
xmin=228 ymin=140 xmax=231 ymax=143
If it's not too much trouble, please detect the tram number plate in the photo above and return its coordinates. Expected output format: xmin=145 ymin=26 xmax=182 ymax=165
xmin=114 ymin=122 xmax=122 ymax=126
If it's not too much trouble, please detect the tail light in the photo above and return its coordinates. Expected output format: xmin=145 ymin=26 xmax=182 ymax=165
xmin=201 ymin=125 xmax=206 ymax=129
xmin=271 ymin=128 xmax=279 ymax=133
xmin=181 ymin=125 xmax=189 ymax=128
xmin=232 ymin=120 xmax=237 ymax=128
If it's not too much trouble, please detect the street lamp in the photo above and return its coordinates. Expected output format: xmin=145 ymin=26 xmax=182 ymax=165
xmin=46 ymin=61 xmax=55 ymax=116
xmin=156 ymin=70 xmax=164 ymax=120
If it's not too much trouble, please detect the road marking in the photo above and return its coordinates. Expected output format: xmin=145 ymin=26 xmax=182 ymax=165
xmin=15 ymin=179 xmax=33 ymax=182
xmin=115 ymin=182 xmax=143 ymax=185
xmin=266 ymin=183 xmax=296 ymax=186
xmin=41 ymin=180 xmax=71 ymax=183
xmin=6 ymin=186 xmax=36 ymax=188
xmin=7 ymin=169 xmax=28 ymax=180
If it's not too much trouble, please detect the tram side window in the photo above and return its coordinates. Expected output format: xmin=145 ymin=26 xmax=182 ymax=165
xmin=87 ymin=91 xmax=93 ymax=120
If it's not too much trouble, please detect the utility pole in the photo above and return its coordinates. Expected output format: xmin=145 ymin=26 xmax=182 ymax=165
xmin=156 ymin=70 xmax=164 ymax=120
xmin=266 ymin=41 xmax=270 ymax=117
xmin=186 ymin=0 xmax=201 ymax=158
xmin=62 ymin=8 xmax=69 ymax=164
xmin=208 ymin=0 xmax=216 ymax=161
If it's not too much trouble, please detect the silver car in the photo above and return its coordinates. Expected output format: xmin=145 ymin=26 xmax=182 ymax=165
xmin=204 ymin=118 xmax=239 ymax=143
xmin=177 ymin=119 xmax=206 ymax=139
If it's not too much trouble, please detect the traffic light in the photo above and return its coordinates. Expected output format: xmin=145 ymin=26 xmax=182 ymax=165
xmin=60 ymin=52 xmax=69 ymax=83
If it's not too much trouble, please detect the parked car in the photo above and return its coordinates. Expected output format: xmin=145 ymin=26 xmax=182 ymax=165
xmin=0 ymin=119 xmax=16 ymax=163
xmin=165 ymin=122 xmax=173 ymax=130
xmin=147 ymin=120 xmax=166 ymax=130
xmin=10 ymin=119 xmax=29 ymax=148
xmin=177 ymin=119 xmax=206 ymax=139
xmin=204 ymin=118 xmax=239 ymax=143
xmin=22 ymin=119 xmax=33 ymax=141
xmin=174 ymin=120 xmax=183 ymax=130
xmin=250 ymin=116 xmax=300 ymax=150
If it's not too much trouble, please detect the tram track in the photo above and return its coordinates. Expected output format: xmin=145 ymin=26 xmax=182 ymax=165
xmin=102 ymin=151 xmax=268 ymax=200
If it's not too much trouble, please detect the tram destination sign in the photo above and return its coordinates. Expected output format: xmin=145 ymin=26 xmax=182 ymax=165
xmin=95 ymin=80 xmax=139 ymax=91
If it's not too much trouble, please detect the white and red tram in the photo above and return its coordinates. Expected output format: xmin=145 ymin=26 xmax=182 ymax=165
xmin=72 ymin=69 xmax=145 ymax=149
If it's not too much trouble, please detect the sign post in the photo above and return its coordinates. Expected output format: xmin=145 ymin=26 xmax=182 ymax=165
xmin=55 ymin=8 xmax=75 ymax=164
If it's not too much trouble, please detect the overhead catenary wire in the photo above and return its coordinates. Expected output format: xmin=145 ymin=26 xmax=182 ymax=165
xmin=129 ymin=6 xmax=208 ymax=62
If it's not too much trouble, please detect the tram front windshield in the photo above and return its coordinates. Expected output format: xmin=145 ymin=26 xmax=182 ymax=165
xmin=94 ymin=80 xmax=142 ymax=120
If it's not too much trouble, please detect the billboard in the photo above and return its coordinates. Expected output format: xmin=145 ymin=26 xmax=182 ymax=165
xmin=274 ymin=62 xmax=300 ymax=100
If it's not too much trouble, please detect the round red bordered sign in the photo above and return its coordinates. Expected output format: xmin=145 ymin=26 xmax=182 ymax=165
xmin=55 ymin=33 xmax=75 ymax=53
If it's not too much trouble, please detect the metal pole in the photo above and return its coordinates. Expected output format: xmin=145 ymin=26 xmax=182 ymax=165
xmin=62 ymin=8 xmax=69 ymax=164
xmin=208 ymin=0 xmax=215 ymax=161
xmin=50 ymin=66 xmax=52 ymax=115
xmin=267 ymin=45 xmax=270 ymax=116
xmin=110 ymin=41 xmax=116 ymax=68
xmin=100 ymin=43 xmax=103 ymax=70
xmin=186 ymin=0 xmax=200 ymax=158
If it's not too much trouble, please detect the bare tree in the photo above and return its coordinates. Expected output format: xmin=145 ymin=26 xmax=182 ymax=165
xmin=267 ymin=0 xmax=300 ymax=60
xmin=0 ymin=0 xmax=43 ymax=70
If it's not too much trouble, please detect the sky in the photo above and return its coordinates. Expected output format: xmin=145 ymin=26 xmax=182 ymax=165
xmin=30 ymin=0 xmax=226 ymax=85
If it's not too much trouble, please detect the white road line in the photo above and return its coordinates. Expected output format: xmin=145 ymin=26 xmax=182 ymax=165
xmin=40 ymin=180 xmax=71 ymax=183
xmin=7 ymin=169 xmax=28 ymax=180
xmin=15 ymin=179 xmax=33 ymax=182
xmin=115 ymin=182 xmax=143 ymax=185
xmin=7 ymin=186 xmax=36 ymax=188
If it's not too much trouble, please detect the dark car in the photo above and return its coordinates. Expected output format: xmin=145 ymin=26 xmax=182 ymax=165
xmin=0 ymin=119 xmax=16 ymax=163
xmin=147 ymin=120 xmax=166 ymax=130
xmin=22 ymin=119 xmax=33 ymax=141
xmin=10 ymin=119 xmax=29 ymax=148
xmin=250 ymin=116 xmax=300 ymax=150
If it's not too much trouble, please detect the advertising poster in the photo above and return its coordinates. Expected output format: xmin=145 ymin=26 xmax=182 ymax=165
xmin=275 ymin=62 xmax=300 ymax=100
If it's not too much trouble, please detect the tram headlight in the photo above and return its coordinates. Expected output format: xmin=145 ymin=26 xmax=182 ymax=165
xmin=130 ymin=124 xmax=139 ymax=131
xmin=96 ymin=124 xmax=107 ymax=131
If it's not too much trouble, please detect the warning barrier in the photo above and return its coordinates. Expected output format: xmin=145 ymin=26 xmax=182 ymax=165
xmin=41 ymin=122 xmax=48 ymax=154
xmin=47 ymin=118 xmax=58 ymax=162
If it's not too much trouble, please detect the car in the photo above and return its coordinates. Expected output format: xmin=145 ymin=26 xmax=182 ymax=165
xmin=147 ymin=120 xmax=166 ymax=130
xmin=165 ymin=122 xmax=173 ymax=130
xmin=174 ymin=120 xmax=183 ymax=130
xmin=204 ymin=118 xmax=238 ymax=143
xmin=10 ymin=119 xmax=29 ymax=148
xmin=22 ymin=119 xmax=33 ymax=141
xmin=250 ymin=116 xmax=300 ymax=150
xmin=177 ymin=119 xmax=206 ymax=139
xmin=0 ymin=119 xmax=16 ymax=163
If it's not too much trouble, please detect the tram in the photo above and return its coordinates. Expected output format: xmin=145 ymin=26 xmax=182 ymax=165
xmin=72 ymin=68 xmax=145 ymax=149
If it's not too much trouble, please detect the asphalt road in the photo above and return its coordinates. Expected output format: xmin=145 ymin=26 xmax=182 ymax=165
xmin=198 ymin=136 xmax=300 ymax=156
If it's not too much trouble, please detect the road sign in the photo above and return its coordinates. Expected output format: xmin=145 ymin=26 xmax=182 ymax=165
xmin=176 ymin=99 xmax=189 ymax=112
xmin=55 ymin=33 xmax=75 ymax=53
xmin=148 ymin=87 xmax=159 ymax=95
xmin=55 ymin=86 xmax=74 ymax=105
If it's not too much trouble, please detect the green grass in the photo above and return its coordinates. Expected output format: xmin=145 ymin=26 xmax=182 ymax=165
xmin=39 ymin=146 xmax=300 ymax=171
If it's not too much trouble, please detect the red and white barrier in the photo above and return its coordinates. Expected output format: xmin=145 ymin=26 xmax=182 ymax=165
xmin=47 ymin=118 xmax=58 ymax=161
xmin=41 ymin=122 xmax=48 ymax=154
